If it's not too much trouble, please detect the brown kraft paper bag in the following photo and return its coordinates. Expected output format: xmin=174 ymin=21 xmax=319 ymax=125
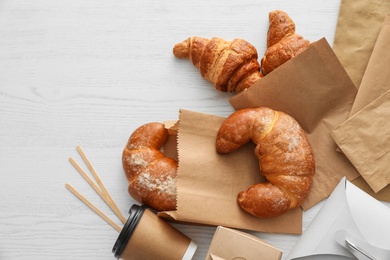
xmin=331 ymin=90 xmax=390 ymax=193
xmin=229 ymin=38 xmax=359 ymax=209
xmin=333 ymin=0 xmax=390 ymax=88
xmin=349 ymin=15 xmax=390 ymax=117
xmin=330 ymin=16 xmax=390 ymax=195
xmin=160 ymin=109 xmax=302 ymax=234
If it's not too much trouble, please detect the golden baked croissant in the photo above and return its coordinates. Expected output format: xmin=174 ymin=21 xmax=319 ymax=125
xmin=122 ymin=122 xmax=177 ymax=211
xmin=266 ymin=9 xmax=295 ymax=48
xmin=216 ymin=107 xmax=315 ymax=218
xmin=261 ymin=10 xmax=310 ymax=75
xmin=173 ymin=37 xmax=263 ymax=93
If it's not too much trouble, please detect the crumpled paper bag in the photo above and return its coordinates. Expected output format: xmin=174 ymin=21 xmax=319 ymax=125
xmin=333 ymin=0 xmax=390 ymax=88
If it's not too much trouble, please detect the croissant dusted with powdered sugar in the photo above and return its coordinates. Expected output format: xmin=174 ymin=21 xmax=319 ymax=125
xmin=122 ymin=122 xmax=177 ymax=211
xmin=173 ymin=37 xmax=263 ymax=93
xmin=216 ymin=107 xmax=315 ymax=218
xmin=261 ymin=10 xmax=310 ymax=75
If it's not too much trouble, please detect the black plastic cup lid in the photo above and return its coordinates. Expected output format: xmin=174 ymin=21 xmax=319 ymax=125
xmin=112 ymin=204 xmax=147 ymax=259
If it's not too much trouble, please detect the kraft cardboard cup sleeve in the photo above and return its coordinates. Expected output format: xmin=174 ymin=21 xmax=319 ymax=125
xmin=112 ymin=204 xmax=197 ymax=260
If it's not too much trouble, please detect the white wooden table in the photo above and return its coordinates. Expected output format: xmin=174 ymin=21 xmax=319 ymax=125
xmin=0 ymin=0 xmax=354 ymax=259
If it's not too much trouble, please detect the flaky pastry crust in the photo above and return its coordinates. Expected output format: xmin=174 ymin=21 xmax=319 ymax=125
xmin=216 ymin=107 xmax=315 ymax=218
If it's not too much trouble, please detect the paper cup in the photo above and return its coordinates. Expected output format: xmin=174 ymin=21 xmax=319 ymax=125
xmin=112 ymin=204 xmax=197 ymax=260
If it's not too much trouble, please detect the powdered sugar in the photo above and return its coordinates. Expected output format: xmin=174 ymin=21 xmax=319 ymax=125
xmin=287 ymin=135 xmax=300 ymax=152
xmin=126 ymin=153 xmax=148 ymax=168
xmin=137 ymin=172 xmax=176 ymax=196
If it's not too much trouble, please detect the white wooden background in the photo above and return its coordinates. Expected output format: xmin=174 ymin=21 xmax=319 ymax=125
xmin=0 ymin=0 xmax=353 ymax=259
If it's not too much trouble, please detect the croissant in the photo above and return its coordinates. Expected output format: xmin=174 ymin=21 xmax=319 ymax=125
xmin=122 ymin=122 xmax=177 ymax=211
xmin=261 ymin=10 xmax=310 ymax=75
xmin=173 ymin=37 xmax=263 ymax=93
xmin=216 ymin=107 xmax=315 ymax=218
xmin=266 ymin=9 xmax=295 ymax=48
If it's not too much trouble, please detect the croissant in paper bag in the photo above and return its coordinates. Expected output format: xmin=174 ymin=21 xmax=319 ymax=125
xmin=173 ymin=37 xmax=263 ymax=93
xmin=261 ymin=10 xmax=310 ymax=75
xmin=122 ymin=122 xmax=177 ymax=211
xmin=216 ymin=107 xmax=315 ymax=218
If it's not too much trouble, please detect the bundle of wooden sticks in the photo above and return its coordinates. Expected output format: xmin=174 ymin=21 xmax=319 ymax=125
xmin=66 ymin=145 xmax=125 ymax=232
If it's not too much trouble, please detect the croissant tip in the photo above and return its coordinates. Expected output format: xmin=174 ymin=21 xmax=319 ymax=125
xmin=173 ymin=42 xmax=189 ymax=58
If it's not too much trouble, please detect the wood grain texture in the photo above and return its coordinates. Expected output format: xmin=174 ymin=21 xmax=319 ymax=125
xmin=0 ymin=0 xmax=368 ymax=259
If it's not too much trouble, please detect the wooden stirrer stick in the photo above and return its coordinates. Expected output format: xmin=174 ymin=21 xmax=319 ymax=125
xmin=68 ymin=156 xmax=126 ymax=224
xmin=69 ymin=157 xmax=104 ymax=197
xmin=75 ymin=146 xmax=126 ymax=224
xmin=65 ymin=183 xmax=121 ymax=232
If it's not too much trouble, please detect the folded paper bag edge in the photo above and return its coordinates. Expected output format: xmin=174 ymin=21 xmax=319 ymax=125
xmin=348 ymin=15 xmax=390 ymax=117
xmin=230 ymin=37 xmax=356 ymax=134
xmin=333 ymin=0 xmax=390 ymax=88
xmin=330 ymin=89 xmax=390 ymax=193
xmin=158 ymin=204 xmax=303 ymax=235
